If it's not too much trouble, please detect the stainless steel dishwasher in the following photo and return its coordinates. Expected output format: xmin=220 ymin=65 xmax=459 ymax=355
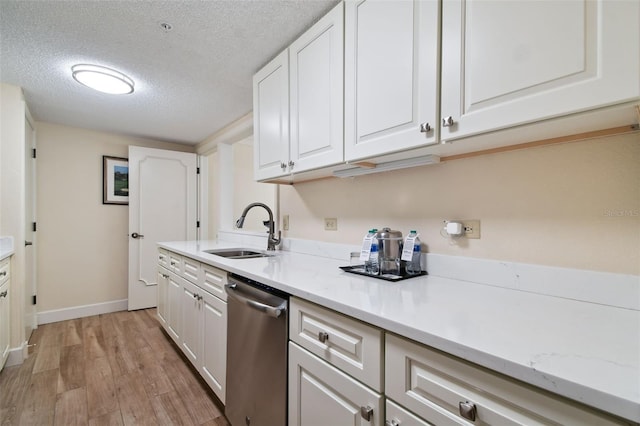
xmin=224 ymin=274 xmax=288 ymax=426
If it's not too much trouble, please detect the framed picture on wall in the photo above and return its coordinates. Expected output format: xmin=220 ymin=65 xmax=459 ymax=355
xmin=103 ymin=156 xmax=129 ymax=205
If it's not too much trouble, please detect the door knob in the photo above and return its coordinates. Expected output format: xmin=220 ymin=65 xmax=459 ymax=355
xmin=131 ymin=232 xmax=144 ymax=239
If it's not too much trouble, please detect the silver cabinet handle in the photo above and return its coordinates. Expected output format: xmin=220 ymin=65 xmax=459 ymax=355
xmin=0 ymin=271 xmax=6 ymax=277
xmin=162 ymin=274 xmax=169 ymax=279
xmin=170 ymin=261 xmax=177 ymax=266
xmin=360 ymin=406 xmax=374 ymax=422
xmin=442 ymin=116 xmax=455 ymax=127
xmin=280 ymin=162 xmax=287 ymax=171
xmin=385 ymin=420 xmax=400 ymax=426
xmin=318 ymin=331 xmax=329 ymax=343
xmin=459 ymin=401 xmax=477 ymax=421
xmin=131 ymin=232 xmax=144 ymax=239
xmin=419 ymin=122 xmax=432 ymax=133
xmin=0 ymin=290 xmax=7 ymax=298
xmin=288 ymin=160 xmax=295 ymax=170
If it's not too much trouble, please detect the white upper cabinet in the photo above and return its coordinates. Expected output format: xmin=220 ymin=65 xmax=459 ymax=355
xmin=344 ymin=0 xmax=440 ymax=162
xmin=290 ymin=3 xmax=344 ymax=173
xmin=253 ymin=50 xmax=290 ymax=181
xmin=254 ymin=3 xmax=344 ymax=181
xmin=440 ymin=0 xmax=640 ymax=142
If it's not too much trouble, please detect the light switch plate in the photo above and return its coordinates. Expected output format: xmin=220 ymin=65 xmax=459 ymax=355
xmin=283 ymin=215 xmax=289 ymax=231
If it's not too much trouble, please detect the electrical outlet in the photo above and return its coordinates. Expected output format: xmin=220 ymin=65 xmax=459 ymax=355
xmin=283 ymin=215 xmax=289 ymax=231
xmin=324 ymin=218 xmax=338 ymax=231
xmin=462 ymin=220 xmax=481 ymax=239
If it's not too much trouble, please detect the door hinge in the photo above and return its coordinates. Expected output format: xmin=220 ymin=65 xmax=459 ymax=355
xmin=196 ymin=221 xmax=200 ymax=228
xmin=32 ymin=148 xmax=37 ymax=159
xmin=32 ymin=295 xmax=37 ymax=305
xmin=32 ymin=222 xmax=37 ymax=232
xmin=197 ymin=167 xmax=200 ymax=174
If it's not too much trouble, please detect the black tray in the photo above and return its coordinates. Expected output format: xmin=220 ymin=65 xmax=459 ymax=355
xmin=339 ymin=265 xmax=427 ymax=282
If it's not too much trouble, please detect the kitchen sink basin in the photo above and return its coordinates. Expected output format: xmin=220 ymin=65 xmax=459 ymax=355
xmin=203 ymin=248 xmax=272 ymax=259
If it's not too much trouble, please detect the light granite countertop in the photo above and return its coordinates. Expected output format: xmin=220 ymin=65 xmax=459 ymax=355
xmin=159 ymin=239 xmax=640 ymax=423
xmin=0 ymin=237 xmax=14 ymax=261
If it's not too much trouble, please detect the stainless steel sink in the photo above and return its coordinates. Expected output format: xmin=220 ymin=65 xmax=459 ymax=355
xmin=203 ymin=248 xmax=272 ymax=259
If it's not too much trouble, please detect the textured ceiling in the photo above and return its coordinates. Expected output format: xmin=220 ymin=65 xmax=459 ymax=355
xmin=0 ymin=0 xmax=339 ymax=145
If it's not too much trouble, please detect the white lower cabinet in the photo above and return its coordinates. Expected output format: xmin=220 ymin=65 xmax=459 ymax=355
xmin=385 ymin=334 xmax=629 ymax=426
xmin=0 ymin=257 xmax=11 ymax=371
xmin=289 ymin=342 xmax=383 ymax=426
xmin=159 ymin=249 xmax=227 ymax=404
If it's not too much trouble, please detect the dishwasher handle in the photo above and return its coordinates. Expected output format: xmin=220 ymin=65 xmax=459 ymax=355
xmin=225 ymin=283 xmax=287 ymax=318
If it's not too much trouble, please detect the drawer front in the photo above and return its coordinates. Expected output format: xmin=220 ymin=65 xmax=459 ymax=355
xmin=386 ymin=399 xmax=439 ymax=426
xmin=290 ymin=297 xmax=383 ymax=391
xmin=386 ymin=334 xmax=628 ymax=426
xmin=0 ymin=258 xmax=9 ymax=286
xmin=182 ymin=256 xmax=200 ymax=283
xmin=168 ymin=252 xmax=182 ymax=275
xmin=158 ymin=249 xmax=169 ymax=269
xmin=199 ymin=264 xmax=227 ymax=301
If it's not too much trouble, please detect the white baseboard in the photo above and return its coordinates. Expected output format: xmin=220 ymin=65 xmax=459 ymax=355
xmin=5 ymin=341 xmax=27 ymax=367
xmin=37 ymin=299 xmax=128 ymax=325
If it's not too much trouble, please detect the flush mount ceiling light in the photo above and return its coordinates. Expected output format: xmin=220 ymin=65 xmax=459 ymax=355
xmin=71 ymin=64 xmax=134 ymax=95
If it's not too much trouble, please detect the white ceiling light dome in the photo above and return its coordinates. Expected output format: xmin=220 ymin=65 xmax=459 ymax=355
xmin=71 ymin=64 xmax=134 ymax=95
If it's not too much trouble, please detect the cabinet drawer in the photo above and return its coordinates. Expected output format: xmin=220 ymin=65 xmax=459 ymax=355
xmin=290 ymin=297 xmax=383 ymax=391
xmin=158 ymin=249 xmax=169 ymax=269
xmin=182 ymin=256 xmax=200 ymax=283
xmin=199 ymin=264 xmax=227 ymax=301
xmin=168 ymin=252 xmax=182 ymax=275
xmin=385 ymin=334 xmax=629 ymax=426
xmin=386 ymin=399 xmax=440 ymax=426
xmin=0 ymin=258 xmax=9 ymax=286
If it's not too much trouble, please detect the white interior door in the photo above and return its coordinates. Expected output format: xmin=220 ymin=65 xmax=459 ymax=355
xmin=24 ymin=115 xmax=36 ymax=339
xmin=128 ymin=146 xmax=197 ymax=310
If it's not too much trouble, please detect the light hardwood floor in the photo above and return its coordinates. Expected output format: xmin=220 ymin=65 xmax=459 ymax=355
xmin=0 ymin=309 xmax=230 ymax=425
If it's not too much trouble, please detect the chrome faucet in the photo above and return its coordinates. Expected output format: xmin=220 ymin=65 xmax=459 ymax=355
xmin=235 ymin=202 xmax=281 ymax=251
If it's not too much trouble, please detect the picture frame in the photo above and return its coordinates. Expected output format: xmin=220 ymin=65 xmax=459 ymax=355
xmin=103 ymin=156 xmax=129 ymax=205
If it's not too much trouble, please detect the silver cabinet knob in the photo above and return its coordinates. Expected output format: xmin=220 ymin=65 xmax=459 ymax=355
xmin=318 ymin=331 xmax=329 ymax=343
xmin=442 ymin=116 xmax=455 ymax=127
xmin=0 ymin=271 xmax=6 ymax=277
xmin=459 ymin=401 xmax=477 ymax=421
xmin=385 ymin=420 xmax=400 ymax=426
xmin=360 ymin=406 xmax=374 ymax=422
xmin=419 ymin=122 xmax=432 ymax=133
xmin=280 ymin=162 xmax=287 ymax=170
xmin=288 ymin=160 xmax=295 ymax=170
xmin=0 ymin=290 xmax=7 ymax=298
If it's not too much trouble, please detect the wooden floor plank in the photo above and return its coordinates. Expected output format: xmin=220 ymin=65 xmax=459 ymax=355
xmin=142 ymin=326 xmax=181 ymax=362
xmin=18 ymin=368 xmax=58 ymax=425
xmin=131 ymin=309 xmax=158 ymax=330
xmin=85 ymin=356 xmax=119 ymax=419
xmin=84 ymin=324 xmax=108 ymax=360
xmin=57 ymin=343 xmax=86 ymax=393
xmin=88 ymin=410 xmax=124 ymax=426
xmin=33 ymin=341 xmax=61 ymax=373
xmin=62 ymin=318 xmax=83 ymax=347
xmin=0 ymin=350 xmax=37 ymax=423
xmin=149 ymin=391 xmax=195 ymax=426
xmin=135 ymin=345 xmax=174 ymax=397
xmin=104 ymin=334 xmax=138 ymax=378
xmin=115 ymin=371 xmax=157 ymax=425
xmin=54 ymin=387 xmax=88 ymax=425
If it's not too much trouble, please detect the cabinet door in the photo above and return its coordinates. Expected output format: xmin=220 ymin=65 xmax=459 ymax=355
xmin=200 ymin=291 xmax=227 ymax=403
xmin=290 ymin=3 xmax=344 ymax=173
xmin=0 ymin=281 xmax=9 ymax=370
xmin=156 ymin=268 xmax=168 ymax=328
xmin=344 ymin=0 xmax=439 ymax=161
xmin=181 ymin=279 xmax=201 ymax=366
xmin=289 ymin=342 xmax=383 ymax=426
xmin=167 ymin=273 xmax=182 ymax=343
xmin=253 ymin=50 xmax=290 ymax=181
xmin=440 ymin=0 xmax=640 ymax=141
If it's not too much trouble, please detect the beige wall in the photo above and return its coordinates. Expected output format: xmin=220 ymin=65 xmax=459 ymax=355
xmin=36 ymin=122 xmax=194 ymax=312
xmin=280 ymin=133 xmax=640 ymax=275
xmin=232 ymin=142 xmax=276 ymax=232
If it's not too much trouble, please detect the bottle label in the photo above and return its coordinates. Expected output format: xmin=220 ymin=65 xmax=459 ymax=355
xmin=360 ymin=235 xmax=373 ymax=261
xmin=401 ymin=234 xmax=418 ymax=261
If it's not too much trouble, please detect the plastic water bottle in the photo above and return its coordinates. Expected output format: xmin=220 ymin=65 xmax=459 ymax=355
xmin=368 ymin=232 xmax=380 ymax=275
xmin=406 ymin=231 xmax=421 ymax=275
